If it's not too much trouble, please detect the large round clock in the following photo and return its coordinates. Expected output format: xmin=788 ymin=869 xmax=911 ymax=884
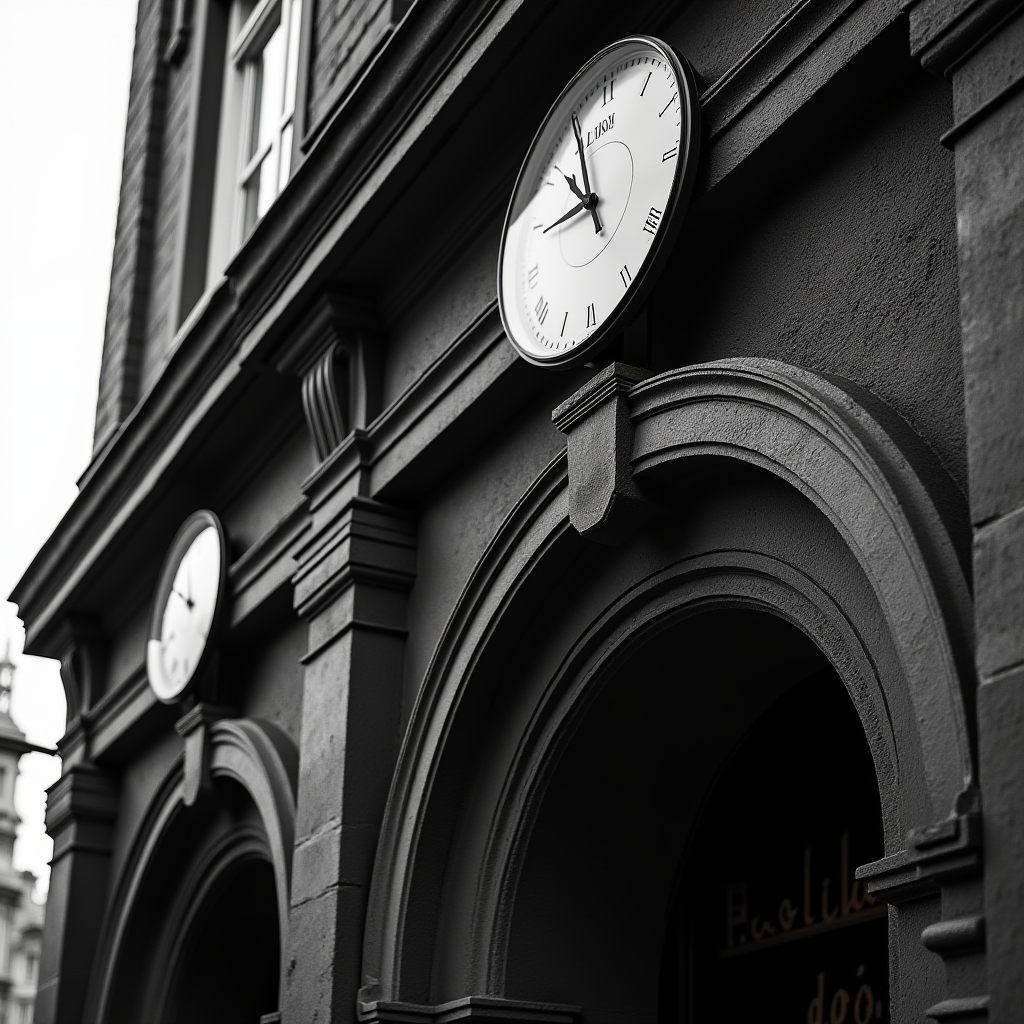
xmin=146 ymin=510 xmax=228 ymax=703
xmin=498 ymin=36 xmax=701 ymax=368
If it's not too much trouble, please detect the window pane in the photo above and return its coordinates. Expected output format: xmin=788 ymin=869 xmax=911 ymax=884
xmin=246 ymin=62 xmax=264 ymax=161
xmin=278 ymin=123 xmax=293 ymax=191
xmin=284 ymin=0 xmax=302 ymax=118
xmin=257 ymin=142 xmax=279 ymax=219
xmin=243 ymin=167 xmax=261 ymax=237
xmin=258 ymin=19 xmax=286 ymax=154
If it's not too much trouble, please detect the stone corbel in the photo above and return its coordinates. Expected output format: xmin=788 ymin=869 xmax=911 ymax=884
xmin=552 ymin=362 xmax=662 ymax=545
xmin=276 ymin=288 xmax=383 ymax=463
xmin=175 ymin=703 xmax=235 ymax=806
xmin=857 ymin=787 xmax=987 ymax=1021
xmin=53 ymin=615 xmax=106 ymax=726
xmin=164 ymin=0 xmax=194 ymax=65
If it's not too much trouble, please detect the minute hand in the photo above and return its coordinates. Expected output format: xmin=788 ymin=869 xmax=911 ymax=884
xmin=571 ymin=112 xmax=603 ymax=233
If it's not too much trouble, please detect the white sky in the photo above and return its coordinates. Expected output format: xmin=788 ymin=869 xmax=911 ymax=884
xmin=0 ymin=0 xmax=138 ymax=897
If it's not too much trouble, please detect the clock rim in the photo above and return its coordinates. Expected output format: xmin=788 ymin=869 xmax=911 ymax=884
xmin=497 ymin=34 xmax=702 ymax=370
xmin=145 ymin=509 xmax=228 ymax=704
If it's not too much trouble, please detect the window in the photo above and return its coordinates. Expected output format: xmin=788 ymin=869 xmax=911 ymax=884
xmin=231 ymin=0 xmax=302 ymax=244
xmin=231 ymin=0 xmax=303 ymax=245
xmin=204 ymin=0 xmax=304 ymax=289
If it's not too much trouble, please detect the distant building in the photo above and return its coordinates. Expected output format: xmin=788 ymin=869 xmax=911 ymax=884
xmin=0 ymin=647 xmax=46 ymax=1024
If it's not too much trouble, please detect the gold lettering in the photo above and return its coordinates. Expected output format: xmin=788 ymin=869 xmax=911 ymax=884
xmin=841 ymin=832 xmax=868 ymax=915
xmin=822 ymin=877 xmax=839 ymax=923
xmin=726 ymin=881 xmax=747 ymax=947
xmin=830 ymin=987 xmax=850 ymax=1024
xmin=778 ymin=897 xmax=797 ymax=931
xmin=804 ymin=847 xmax=817 ymax=926
xmin=807 ymin=972 xmax=825 ymax=1024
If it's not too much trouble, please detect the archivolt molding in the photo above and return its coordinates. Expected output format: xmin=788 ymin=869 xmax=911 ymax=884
xmin=360 ymin=454 xmax=575 ymax=1009
xmin=474 ymin=552 xmax=901 ymax=996
xmin=629 ymin=359 xmax=974 ymax=810
xmin=89 ymin=717 xmax=298 ymax=1023
xmin=361 ymin=358 xmax=975 ymax=1009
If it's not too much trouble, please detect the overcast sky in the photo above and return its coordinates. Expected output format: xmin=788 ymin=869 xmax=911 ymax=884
xmin=0 ymin=0 xmax=138 ymax=897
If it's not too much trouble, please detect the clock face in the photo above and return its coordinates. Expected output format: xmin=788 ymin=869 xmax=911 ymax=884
xmin=498 ymin=37 xmax=700 ymax=367
xmin=146 ymin=513 xmax=226 ymax=703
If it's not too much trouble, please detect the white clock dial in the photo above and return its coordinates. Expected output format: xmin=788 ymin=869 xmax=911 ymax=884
xmin=147 ymin=513 xmax=226 ymax=702
xmin=498 ymin=37 xmax=700 ymax=367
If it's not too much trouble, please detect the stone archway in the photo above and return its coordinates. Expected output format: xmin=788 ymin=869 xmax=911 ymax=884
xmin=358 ymin=359 xmax=977 ymax=1024
xmin=87 ymin=718 xmax=298 ymax=1024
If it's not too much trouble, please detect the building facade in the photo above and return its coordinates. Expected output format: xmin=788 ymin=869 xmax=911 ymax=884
xmin=10 ymin=0 xmax=1024 ymax=1021
xmin=0 ymin=650 xmax=50 ymax=1024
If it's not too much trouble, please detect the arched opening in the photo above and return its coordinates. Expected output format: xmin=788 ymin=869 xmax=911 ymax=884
xmin=500 ymin=607 xmax=886 ymax=1022
xmin=99 ymin=775 xmax=286 ymax=1024
xmin=164 ymin=854 xmax=280 ymax=1024
xmin=668 ymin=669 xmax=886 ymax=1021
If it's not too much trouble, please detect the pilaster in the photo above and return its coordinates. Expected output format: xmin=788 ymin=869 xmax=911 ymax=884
xmin=282 ymin=481 xmax=416 ymax=1024
xmin=36 ymin=764 xmax=118 ymax=1024
xmin=906 ymin=0 xmax=1024 ymax=1015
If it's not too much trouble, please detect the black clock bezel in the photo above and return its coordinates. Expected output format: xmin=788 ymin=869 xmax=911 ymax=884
xmin=497 ymin=35 xmax=702 ymax=370
xmin=146 ymin=509 xmax=228 ymax=704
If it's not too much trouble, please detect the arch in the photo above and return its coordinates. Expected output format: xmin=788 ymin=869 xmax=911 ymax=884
xmin=359 ymin=358 xmax=974 ymax=1014
xmin=88 ymin=717 xmax=298 ymax=1023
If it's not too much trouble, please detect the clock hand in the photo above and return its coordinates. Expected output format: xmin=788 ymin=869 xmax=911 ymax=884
xmin=564 ymin=173 xmax=586 ymax=201
xmin=570 ymin=112 xmax=603 ymax=234
xmin=543 ymin=199 xmax=587 ymax=233
xmin=171 ymin=587 xmax=194 ymax=610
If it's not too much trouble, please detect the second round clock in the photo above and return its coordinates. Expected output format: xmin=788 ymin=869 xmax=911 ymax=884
xmin=498 ymin=36 xmax=701 ymax=369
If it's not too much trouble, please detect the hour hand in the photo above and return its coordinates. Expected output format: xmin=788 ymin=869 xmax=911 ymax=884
xmin=543 ymin=200 xmax=587 ymax=233
xmin=564 ymin=173 xmax=586 ymax=201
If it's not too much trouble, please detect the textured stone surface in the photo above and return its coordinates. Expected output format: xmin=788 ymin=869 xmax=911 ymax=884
xmin=92 ymin=0 xmax=168 ymax=452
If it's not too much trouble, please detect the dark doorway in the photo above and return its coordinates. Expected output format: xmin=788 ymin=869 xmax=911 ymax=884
xmin=164 ymin=855 xmax=280 ymax=1024
xmin=668 ymin=670 xmax=888 ymax=1021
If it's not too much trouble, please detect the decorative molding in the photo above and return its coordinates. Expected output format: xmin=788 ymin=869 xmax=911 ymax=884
xmin=53 ymin=615 xmax=106 ymax=724
xmin=302 ymin=343 xmax=349 ymax=460
xmin=699 ymin=0 xmax=861 ymax=140
xmin=45 ymin=765 xmax=119 ymax=866
xmin=164 ymin=0 xmax=194 ymax=65
xmin=87 ymin=717 xmax=298 ymax=1022
xmin=358 ymin=997 xmax=579 ymax=1024
xmin=292 ymin=495 xmax=417 ymax=622
xmin=904 ymin=0 xmax=1023 ymax=76
xmin=922 ymin=914 xmax=986 ymax=955
xmin=857 ymin=791 xmax=984 ymax=904
xmin=939 ymin=70 xmax=1024 ymax=147
xmin=276 ymin=288 xmax=383 ymax=462
xmin=925 ymin=996 xmax=990 ymax=1021
xmin=174 ymin=703 xmax=235 ymax=806
xmin=552 ymin=362 xmax=658 ymax=545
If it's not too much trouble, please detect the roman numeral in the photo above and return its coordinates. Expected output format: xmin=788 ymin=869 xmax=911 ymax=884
xmin=662 ymin=145 xmax=678 ymax=162
xmin=586 ymin=303 xmax=596 ymax=329
xmin=603 ymin=79 xmax=614 ymax=106
xmin=659 ymin=92 xmax=677 ymax=118
xmin=640 ymin=71 xmax=651 ymax=96
xmin=620 ymin=264 xmax=631 ymax=288
xmin=643 ymin=207 xmax=663 ymax=234
xmin=528 ymin=264 xmax=539 ymax=289
xmin=560 ymin=311 xmax=568 ymax=337
xmin=535 ymin=296 xmax=549 ymax=325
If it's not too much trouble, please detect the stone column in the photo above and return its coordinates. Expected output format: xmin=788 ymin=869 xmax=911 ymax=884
xmin=35 ymin=764 xmax=118 ymax=1024
xmin=908 ymin=0 xmax=1024 ymax=1016
xmin=282 ymin=482 xmax=416 ymax=1024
